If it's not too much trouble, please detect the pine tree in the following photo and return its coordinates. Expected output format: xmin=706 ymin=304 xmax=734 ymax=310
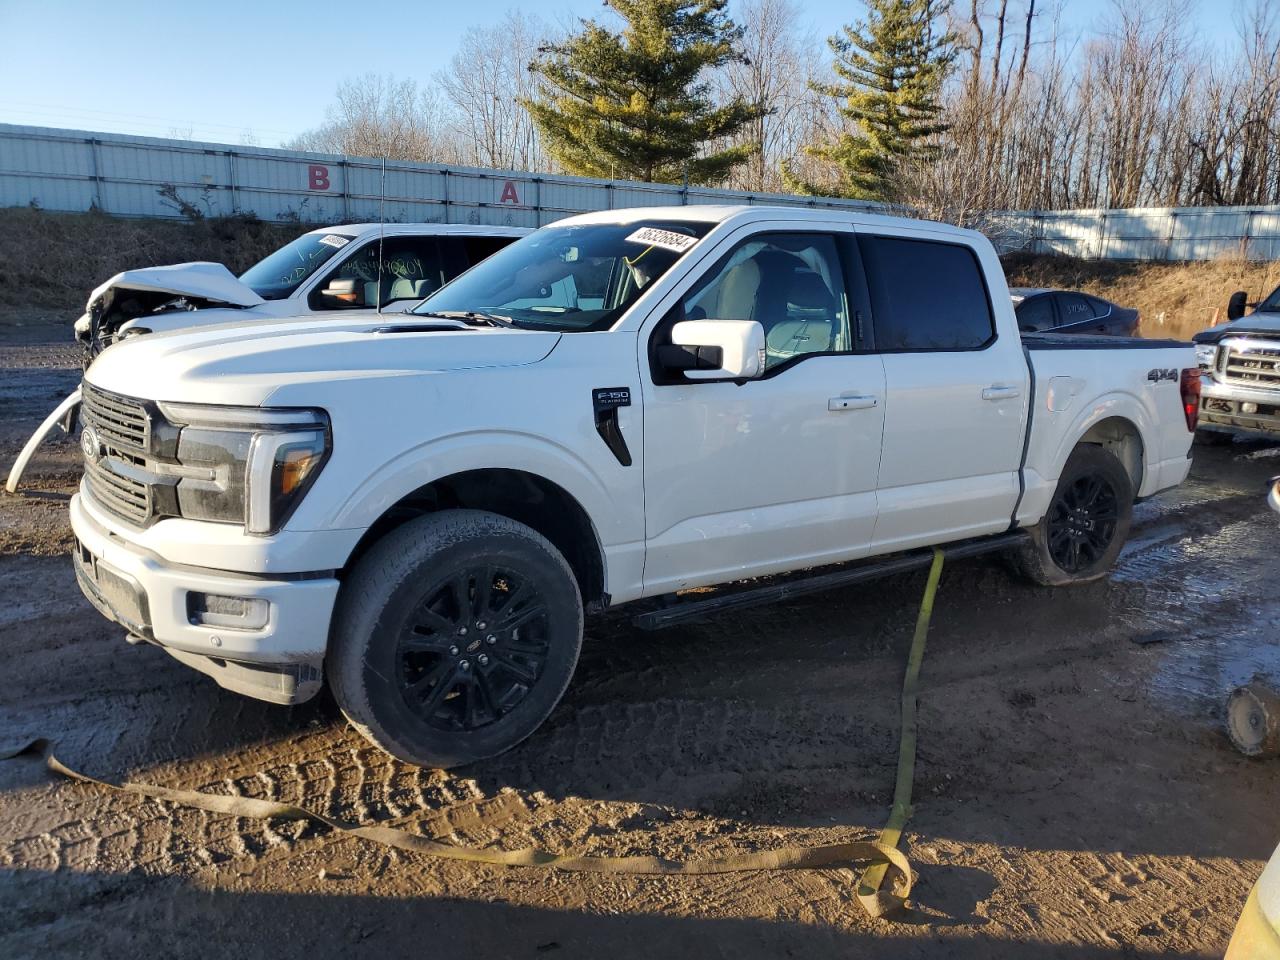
xmin=524 ymin=1 xmax=767 ymax=185
xmin=792 ymin=0 xmax=955 ymax=201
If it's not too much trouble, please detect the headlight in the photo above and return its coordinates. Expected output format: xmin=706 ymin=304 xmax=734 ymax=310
xmin=156 ymin=401 xmax=330 ymax=535
xmin=1196 ymin=343 xmax=1218 ymax=370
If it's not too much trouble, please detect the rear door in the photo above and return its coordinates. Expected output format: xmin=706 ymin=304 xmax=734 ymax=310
xmin=857 ymin=232 xmax=1030 ymax=552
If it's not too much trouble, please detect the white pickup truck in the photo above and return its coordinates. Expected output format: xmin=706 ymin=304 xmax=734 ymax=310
xmin=69 ymin=205 xmax=1199 ymax=768
xmin=1193 ymin=284 xmax=1280 ymax=441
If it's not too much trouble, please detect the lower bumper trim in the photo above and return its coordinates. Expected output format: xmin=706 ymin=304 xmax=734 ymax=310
xmin=163 ymin=646 xmax=323 ymax=705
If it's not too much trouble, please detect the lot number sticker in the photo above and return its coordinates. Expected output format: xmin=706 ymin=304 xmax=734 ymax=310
xmin=317 ymin=235 xmax=350 ymax=249
xmin=625 ymin=227 xmax=699 ymax=253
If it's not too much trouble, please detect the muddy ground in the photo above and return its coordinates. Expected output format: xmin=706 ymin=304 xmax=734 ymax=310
xmin=2 ymin=318 xmax=1280 ymax=959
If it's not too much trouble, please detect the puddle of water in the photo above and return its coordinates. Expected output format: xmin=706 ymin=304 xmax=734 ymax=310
xmin=1113 ymin=514 xmax=1280 ymax=715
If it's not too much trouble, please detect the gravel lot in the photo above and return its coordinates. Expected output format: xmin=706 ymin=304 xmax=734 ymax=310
xmin=2 ymin=319 xmax=1279 ymax=959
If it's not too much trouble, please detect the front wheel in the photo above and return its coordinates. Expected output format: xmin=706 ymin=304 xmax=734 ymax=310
xmin=1015 ymin=445 xmax=1134 ymax=586
xmin=328 ymin=510 xmax=584 ymax=768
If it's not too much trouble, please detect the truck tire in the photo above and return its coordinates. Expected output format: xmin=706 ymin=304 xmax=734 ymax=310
xmin=328 ymin=510 xmax=584 ymax=769
xmin=1015 ymin=444 xmax=1134 ymax=587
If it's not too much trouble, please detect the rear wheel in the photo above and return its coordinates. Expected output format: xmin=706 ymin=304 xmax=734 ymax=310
xmin=1016 ymin=445 xmax=1133 ymax=586
xmin=328 ymin=510 xmax=583 ymax=768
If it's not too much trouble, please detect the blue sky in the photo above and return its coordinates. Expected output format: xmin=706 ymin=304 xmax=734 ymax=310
xmin=0 ymin=0 xmax=1242 ymax=147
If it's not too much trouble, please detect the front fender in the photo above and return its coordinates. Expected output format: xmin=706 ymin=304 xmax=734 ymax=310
xmin=326 ymin=429 xmax=627 ymax=546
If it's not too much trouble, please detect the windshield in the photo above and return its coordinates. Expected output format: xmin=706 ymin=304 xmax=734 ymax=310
xmin=1258 ymin=285 xmax=1280 ymax=313
xmin=239 ymin=232 xmax=355 ymax=300
xmin=414 ymin=220 xmax=713 ymax=331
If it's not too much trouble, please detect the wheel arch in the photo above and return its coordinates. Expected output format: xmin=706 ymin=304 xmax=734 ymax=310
xmin=343 ymin=468 xmax=607 ymax=609
xmin=1044 ymin=390 xmax=1158 ymax=498
xmin=1076 ymin=416 xmax=1145 ymax=495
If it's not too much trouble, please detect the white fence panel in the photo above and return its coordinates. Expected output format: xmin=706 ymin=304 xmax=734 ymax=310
xmin=989 ymin=205 xmax=1280 ymax=261
xmin=3 ymin=123 xmax=1279 ymax=259
xmin=0 ymin=123 xmax=882 ymax=228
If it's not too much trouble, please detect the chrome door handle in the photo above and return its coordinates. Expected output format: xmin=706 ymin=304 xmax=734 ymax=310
xmin=829 ymin=395 xmax=879 ymax=411
xmin=981 ymin=386 xmax=1021 ymax=401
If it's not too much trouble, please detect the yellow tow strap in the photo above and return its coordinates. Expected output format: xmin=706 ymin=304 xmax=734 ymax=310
xmin=858 ymin=547 xmax=945 ymax=914
xmin=2 ymin=549 xmax=946 ymax=919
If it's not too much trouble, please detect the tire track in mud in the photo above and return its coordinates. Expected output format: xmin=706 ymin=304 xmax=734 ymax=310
xmin=1 ymin=692 xmax=901 ymax=883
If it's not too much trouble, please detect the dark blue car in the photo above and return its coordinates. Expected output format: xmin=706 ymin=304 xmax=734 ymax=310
xmin=1010 ymin=288 xmax=1140 ymax=337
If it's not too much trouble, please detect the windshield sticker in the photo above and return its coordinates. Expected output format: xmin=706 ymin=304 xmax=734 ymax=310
xmin=317 ymin=234 xmax=350 ymax=249
xmin=625 ymin=227 xmax=699 ymax=254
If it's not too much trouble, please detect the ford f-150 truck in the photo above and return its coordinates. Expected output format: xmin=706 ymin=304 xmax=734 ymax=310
xmin=1193 ymin=284 xmax=1280 ymax=442
xmin=69 ymin=206 xmax=1199 ymax=768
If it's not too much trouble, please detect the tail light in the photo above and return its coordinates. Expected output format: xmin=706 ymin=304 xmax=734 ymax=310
xmin=1180 ymin=367 xmax=1201 ymax=432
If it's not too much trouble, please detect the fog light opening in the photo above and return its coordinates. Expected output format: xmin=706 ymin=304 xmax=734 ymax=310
xmin=1241 ymin=401 xmax=1259 ymax=415
xmin=187 ymin=592 xmax=270 ymax=630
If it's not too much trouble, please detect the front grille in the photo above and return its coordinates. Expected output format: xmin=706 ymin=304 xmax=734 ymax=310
xmin=83 ymin=457 xmax=151 ymax=524
xmin=82 ymin=382 xmax=148 ymax=451
xmin=81 ymin=383 xmax=154 ymax=525
xmin=1222 ymin=341 xmax=1280 ymax=389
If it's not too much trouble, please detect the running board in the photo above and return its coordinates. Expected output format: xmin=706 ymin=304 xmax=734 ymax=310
xmin=630 ymin=531 xmax=1031 ymax=631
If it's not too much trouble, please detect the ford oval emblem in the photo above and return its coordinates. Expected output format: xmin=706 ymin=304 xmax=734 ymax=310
xmin=81 ymin=425 xmax=101 ymax=463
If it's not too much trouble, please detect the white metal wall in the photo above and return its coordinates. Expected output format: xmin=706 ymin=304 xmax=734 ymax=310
xmin=0 ymin=123 xmax=884 ymax=228
xmin=3 ymin=123 xmax=1278 ymax=260
xmin=986 ymin=206 xmax=1280 ymax=261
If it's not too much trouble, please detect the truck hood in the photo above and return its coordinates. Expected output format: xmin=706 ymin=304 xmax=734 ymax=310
xmin=85 ymin=316 xmax=562 ymax=406
xmin=1194 ymin=310 xmax=1280 ymax=343
xmin=85 ymin=262 xmax=265 ymax=309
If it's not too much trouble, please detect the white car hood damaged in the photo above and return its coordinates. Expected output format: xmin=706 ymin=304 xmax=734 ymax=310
xmin=84 ymin=262 xmax=266 ymax=309
xmin=84 ymin=317 xmax=562 ymax=407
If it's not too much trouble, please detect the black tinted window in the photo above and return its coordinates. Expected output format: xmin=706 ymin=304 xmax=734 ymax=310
xmin=858 ymin=236 xmax=994 ymax=350
xmin=1015 ymin=295 xmax=1055 ymax=331
xmin=463 ymin=235 xmax=515 ymax=266
xmin=1057 ymin=293 xmax=1096 ymax=323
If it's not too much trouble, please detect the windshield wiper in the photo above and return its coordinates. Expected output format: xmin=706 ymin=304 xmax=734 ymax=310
xmin=417 ymin=310 xmax=516 ymax=328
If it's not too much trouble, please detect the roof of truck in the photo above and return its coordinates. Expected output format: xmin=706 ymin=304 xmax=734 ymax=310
xmin=305 ymin=223 xmax=531 ymax=239
xmin=555 ymin=204 xmax=983 ymax=243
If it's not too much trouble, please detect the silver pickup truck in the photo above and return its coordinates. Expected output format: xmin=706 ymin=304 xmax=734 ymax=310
xmin=1194 ymin=284 xmax=1280 ymax=442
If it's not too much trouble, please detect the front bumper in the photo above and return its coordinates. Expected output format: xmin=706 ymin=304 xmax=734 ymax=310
xmin=70 ymin=491 xmax=340 ymax=704
xmin=1201 ymin=378 xmax=1280 ymax=437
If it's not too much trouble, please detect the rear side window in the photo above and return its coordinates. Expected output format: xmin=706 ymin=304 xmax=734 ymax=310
xmin=858 ymin=235 xmax=995 ymax=351
xmin=1057 ymin=293 xmax=1097 ymax=323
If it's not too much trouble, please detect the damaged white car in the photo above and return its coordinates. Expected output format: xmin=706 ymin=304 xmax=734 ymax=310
xmin=7 ymin=222 xmax=528 ymax=492
xmin=75 ymin=222 xmax=529 ymax=359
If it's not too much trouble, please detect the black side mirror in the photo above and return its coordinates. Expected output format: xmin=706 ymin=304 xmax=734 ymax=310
xmin=1227 ymin=290 xmax=1248 ymax=321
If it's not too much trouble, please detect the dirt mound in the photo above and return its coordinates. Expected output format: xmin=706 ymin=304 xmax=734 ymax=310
xmin=0 ymin=208 xmax=307 ymax=315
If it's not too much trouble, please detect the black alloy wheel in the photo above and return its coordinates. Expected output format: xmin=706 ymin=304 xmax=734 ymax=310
xmin=398 ymin=565 xmax=550 ymax=732
xmin=1045 ymin=473 xmax=1120 ymax=573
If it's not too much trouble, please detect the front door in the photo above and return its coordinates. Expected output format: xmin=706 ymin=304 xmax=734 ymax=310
xmin=640 ymin=230 xmax=887 ymax=594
